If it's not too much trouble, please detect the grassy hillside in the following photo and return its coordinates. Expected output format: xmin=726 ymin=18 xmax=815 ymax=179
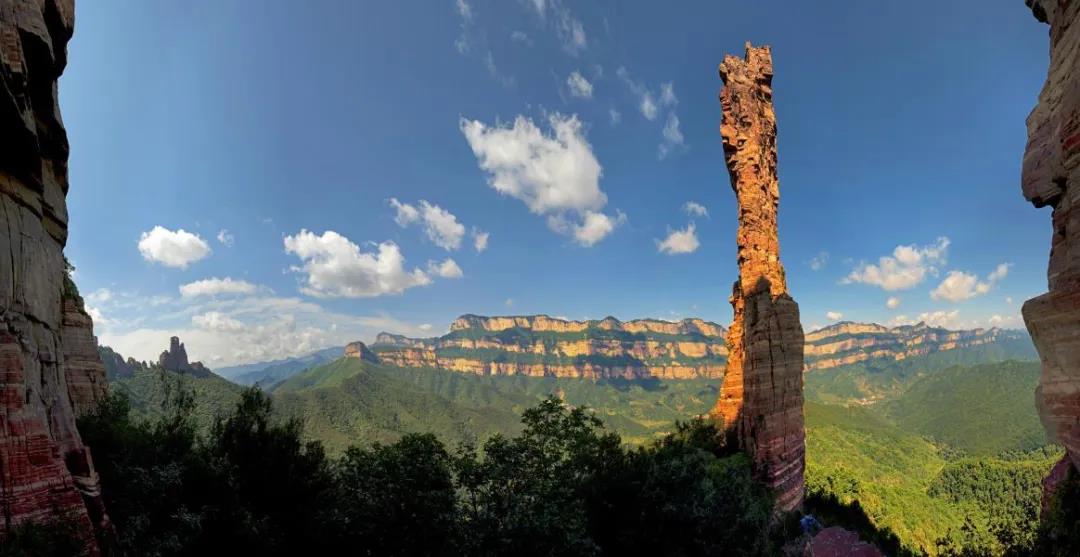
xmin=272 ymin=358 xmax=720 ymax=452
xmin=804 ymin=339 xmax=1038 ymax=405
xmin=110 ymin=367 xmax=244 ymax=431
xmin=882 ymin=360 xmax=1046 ymax=456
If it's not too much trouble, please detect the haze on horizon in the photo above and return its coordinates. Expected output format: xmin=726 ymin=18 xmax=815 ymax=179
xmin=62 ymin=0 xmax=1050 ymax=367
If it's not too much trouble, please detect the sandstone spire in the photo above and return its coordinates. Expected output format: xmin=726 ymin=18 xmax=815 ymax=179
xmin=1 ymin=0 xmax=110 ymax=551
xmin=711 ymin=43 xmax=806 ymax=512
xmin=1020 ymin=0 xmax=1080 ymax=500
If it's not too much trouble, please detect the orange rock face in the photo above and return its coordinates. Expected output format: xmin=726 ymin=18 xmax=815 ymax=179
xmin=1021 ymin=0 xmax=1080 ymax=482
xmin=1 ymin=0 xmax=109 ymax=551
xmin=711 ymin=43 xmax=806 ymax=512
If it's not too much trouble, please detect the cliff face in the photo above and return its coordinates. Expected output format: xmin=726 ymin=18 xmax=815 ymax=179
xmin=1021 ymin=0 xmax=1080 ymax=498
xmin=710 ymin=43 xmax=806 ymax=512
xmin=0 ymin=0 xmax=109 ymax=550
xmin=804 ymin=321 xmax=1016 ymax=371
xmin=373 ymin=315 xmax=728 ymax=380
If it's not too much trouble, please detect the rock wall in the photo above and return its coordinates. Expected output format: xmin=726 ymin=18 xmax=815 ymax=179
xmin=804 ymin=321 xmax=1018 ymax=371
xmin=1021 ymin=0 xmax=1080 ymax=497
xmin=710 ymin=43 xmax=806 ymax=512
xmin=373 ymin=314 xmax=729 ymax=379
xmin=0 ymin=0 xmax=109 ymax=550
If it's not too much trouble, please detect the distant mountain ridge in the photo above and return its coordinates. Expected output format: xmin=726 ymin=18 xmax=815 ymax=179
xmin=364 ymin=314 xmax=1032 ymax=380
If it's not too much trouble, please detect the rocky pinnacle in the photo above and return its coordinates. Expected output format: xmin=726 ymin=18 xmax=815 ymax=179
xmin=711 ymin=43 xmax=806 ymax=512
xmin=1021 ymin=0 xmax=1080 ymax=506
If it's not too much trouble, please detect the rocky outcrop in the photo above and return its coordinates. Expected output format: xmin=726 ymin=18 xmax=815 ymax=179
xmin=372 ymin=314 xmax=728 ymax=379
xmin=0 ymin=0 xmax=110 ymax=550
xmin=804 ymin=527 xmax=884 ymax=557
xmin=804 ymin=321 xmax=1022 ymax=371
xmin=710 ymin=43 xmax=805 ymax=512
xmin=1021 ymin=0 xmax=1080 ymax=488
xmin=158 ymin=335 xmax=211 ymax=377
xmin=62 ymin=297 xmax=108 ymax=417
xmin=344 ymin=341 xmax=379 ymax=363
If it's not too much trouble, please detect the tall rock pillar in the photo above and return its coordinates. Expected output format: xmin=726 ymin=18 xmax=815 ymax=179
xmin=1 ymin=0 xmax=110 ymax=551
xmin=711 ymin=43 xmax=806 ymax=512
xmin=1021 ymin=0 xmax=1080 ymax=493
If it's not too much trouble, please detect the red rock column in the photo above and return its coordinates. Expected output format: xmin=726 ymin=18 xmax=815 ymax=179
xmin=1021 ymin=0 xmax=1080 ymax=502
xmin=1 ymin=0 xmax=110 ymax=551
xmin=711 ymin=43 xmax=806 ymax=512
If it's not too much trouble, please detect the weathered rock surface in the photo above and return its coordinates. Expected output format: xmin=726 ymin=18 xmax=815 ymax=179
xmin=804 ymin=321 xmax=1021 ymax=371
xmin=373 ymin=314 xmax=728 ymax=379
xmin=0 ymin=0 xmax=109 ymax=550
xmin=158 ymin=335 xmax=211 ymax=377
xmin=344 ymin=341 xmax=380 ymax=363
xmin=62 ymin=297 xmax=109 ymax=416
xmin=1021 ymin=0 xmax=1080 ymax=485
xmin=804 ymin=527 xmax=884 ymax=557
xmin=710 ymin=43 xmax=806 ymax=512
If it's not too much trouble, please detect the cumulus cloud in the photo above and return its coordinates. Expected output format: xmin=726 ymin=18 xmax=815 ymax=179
xmin=809 ymin=251 xmax=830 ymax=271
xmin=283 ymin=230 xmax=431 ymax=298
xmin=826 ymin=311 xmax=843 ymax=321
xmin=658 ymin=112 xmax=684 ymax=159
xmin=842 ymin=237 xmax=949 ymax=290
xmin=891 ymin=310 xmax=962 ymax=329
xmin=179 ymin=277 xmax=258 ymax=298
xmin=389 ymin=198 xmax=467 ymax=251
xmin=930 ymin=263 xmax=1010 ymax=303
xmin=192 ymin=311 xmax=245 ymax=333
xmin=217 ymin=229 xmax=235 ymax=247
xmin=138 ymin=226 xmax=212 ymax=269
xmin=472 ymin=228 xmax=489 ymax=252
xmin=567 ymin=71 xmax=593 ymax=99
xmin=460 ymin=113 xmax=622 ymax=246
xmin=428 ymin=258 xmax=464 ymax=279
xmin=660 ymin=82 xmax=677 ymax=106
xmin=683 ymin=201 xmax=708 ymax=218
xmin=886 ymin=296 xmax=901 ymax=310
xmin=657 ymin=223 xmax=699 ymax=255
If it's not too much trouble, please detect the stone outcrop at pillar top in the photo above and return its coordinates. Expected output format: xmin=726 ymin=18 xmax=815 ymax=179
xmin=158 ymin=335 xmax=211 ymax=377
xmin=0 ymin=0 xmax=110 ymax=551
xmin=1021 ymin=0 xmax=1080 ymax=498
xmin=710 ymin=43 xmax=806 ymax=512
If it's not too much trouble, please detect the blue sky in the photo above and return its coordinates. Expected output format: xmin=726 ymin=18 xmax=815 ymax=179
xmin=63 ymin=0 xmax=1052 ymax=367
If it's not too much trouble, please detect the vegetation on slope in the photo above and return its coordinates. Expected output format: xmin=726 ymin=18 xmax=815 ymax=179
xmin=883 ymin=361 xmax=1046 ymax=456
xmin=78 ymin=387 xmax=781 ymax=556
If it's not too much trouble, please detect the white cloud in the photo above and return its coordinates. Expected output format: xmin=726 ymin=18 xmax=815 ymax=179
xmin=460 ymin=113 xmax=622 ymax=246
xmin=660 ymin=82 xmax=678 ymax=106
xmin=609 ymin=108 xmax=622 ymax=125
xmin=658 ymin=112 xmax=684 ymax=159
xmin=217 ymin=229 xmax=235 ymax=247
xmin=86 ymin=306 xmax=108 ymax=325
xmin=555 ymin=9 xmax=586 ymax=55
xmin=510 ymin=30 xmax=533 ymax=45
xmin=891 ymin=310 xmax=962 ymax=329
xmin=886 ymin=296 xmax=901 ymax=310
xmin=567 ymin=71 xmax=593 ymax=99
xmin=472 ymin=228 xmax=489 ymax=252
xmin=988 ymin=314 xmax=1020 ymax=328
xmin=930 ymin=263 xmax=1010 ymax=303
xmin=389 ymin=197 xmax=420 ymax=226
xmin=86 ymin=288 xmax=113 ymax=305
xmin=283 ymin=230 xmax=431 ymax=298
xmin=180 ymin=277 xmax=257 ymax=298
xmin=826 ymin=311 xmax=843 ymax=321
xmin=683 ymin=201 xmax=708 ymax=218
xmin=428 ymin=258 xmax=464 ymax=279
xmin=640 ymin=93 xmax=658 ymax=120
xmin=389 ymin=199 xmax=467 ymax=251
xmin=1006 ymin=296 xmax=1014 ymax=304
xmin=657 ymin=223 xmax=699 ymax=255
xmin=809 ymin=251 xmax=829 ymax=271
xmin=455 ymin=0 xmax=472 ymax=21
xmin=137 ymin=226 xmax=211 ymax=269
xmin=842 ymin=237 xmax=949 ymax=291
xmin=192 ymin=311 xmax=245 ymax=333
xmin=505 ymin=298 xmax=514 ymax=307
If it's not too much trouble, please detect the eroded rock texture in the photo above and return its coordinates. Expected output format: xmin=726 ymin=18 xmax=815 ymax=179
xmin=1021 ymin=0 xmax=1080 ymax=484
xmin=1 ymin=0 xmax=109 ymax=550
xmin=710 ymin=43 xmax=806 ymax=512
